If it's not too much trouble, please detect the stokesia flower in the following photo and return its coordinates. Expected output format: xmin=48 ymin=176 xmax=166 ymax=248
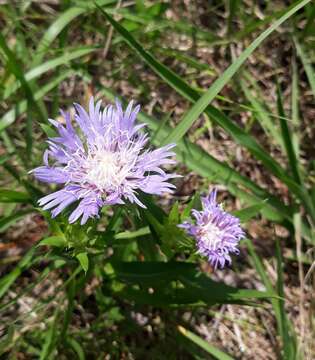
xmin=179 ymin=189 xmax=245 ymax=269
xmin=32 ymin=97 xmax=177 ymax=225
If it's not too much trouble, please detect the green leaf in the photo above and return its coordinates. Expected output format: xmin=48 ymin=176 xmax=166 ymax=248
xmin=76 ymin=252 xmax=89 ymax=273
xmin=67 ymin=338 xmax=85 ymax=360
xmin=276 ymin=82 xmax=302 ymax=185
xmin=168 ymin=201 xmax=180 ymax=224
xmin=38 ymin=236 xmax=67 ymax=248
xmin=291 ymin=57 xmax=300 ymax=157
xmin=0 ymin=189 xmax=31 ymax=203
xmin=39 ymin=308 xmax=60 ymax=360
xmin=178 ymin=326 xmax=234 ymax=360
xmin=112 ymin=261 xmax=273 ymax=306
xmin=294 ymin=36 xmax=315 ymax=98
xmin=40 ymin=124 xmax=58 ymax=138
xmin=233 ymin=202 xmax=266 ymax=222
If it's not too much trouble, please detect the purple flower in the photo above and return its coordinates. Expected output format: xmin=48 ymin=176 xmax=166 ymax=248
xmin=179 ymin=189 xmax=245 ymax=269
xmin=32 ymin=97 xmax=177 ymax=225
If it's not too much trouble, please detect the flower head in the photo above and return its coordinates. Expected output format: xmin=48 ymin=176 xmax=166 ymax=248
xmin=32 ymin=97 xmax=177 ymax=224
xmin=179 ymin=189 xmax=244 ymax=269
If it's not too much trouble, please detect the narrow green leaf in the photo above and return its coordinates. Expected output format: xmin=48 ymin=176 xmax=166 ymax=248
xmin=291 ymin=56 xmax=300 ymax=157
xmin=114 ymin=226 xmax=150 ymax=240
xmin=233 ymin=202 xmax=266 ymax=222
xmin=38 ymin=236 xmax=67 ymax=248
xmin=294 ymin=37 xmax=315 ymax=98
xmin=227 ymin=0 xmax=240 ymax=35
xmin=0 ymin=189 xmax=31 ymax=203
xmin=303 ymin=3 xmax=315 ymax=36
xmin=275 ymin=240 xmax=297 ymax=359
xmin=76 ymin=252 xmax=89 ymax=273
xmin=276 ymin=82 xmax=302 ymax=185
xmin=112 ymin=261 xmax=273 ymax=303
xmin=40 ymin=124 xmax=58 ymax=138
xmin=178 ymin=326 xmax=234 ymax=360
xmin=40 ymin=308 xmax=60 ymax=360
xmin=67 ymin=338 xmax=85 ymax=360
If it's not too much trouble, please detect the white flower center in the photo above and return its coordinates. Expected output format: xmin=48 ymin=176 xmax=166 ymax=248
xmin=85 ymin=150 xmax=127 ymax=190
xmin=200 ymin=221 xmax=223 ymax=250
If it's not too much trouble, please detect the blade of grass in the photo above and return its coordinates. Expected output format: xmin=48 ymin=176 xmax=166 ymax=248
xmin=303 ymin=3 xmax=315 ymax=36
xmin=227 ymin=0 xmax=240 ymax=36
xmin=276 ymin=82 xmax=302 ymax=185
xmin=275 ymin=239 xmax=298 ymax=359
xmin=294 ymin=37 xmax=315 ymax=98
xmin=178 ymin=325 xmax=234 ymax=360
xmin=291 ymin=56 xmax=300 ymax=157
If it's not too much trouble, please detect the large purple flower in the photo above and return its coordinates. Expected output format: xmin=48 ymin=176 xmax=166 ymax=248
xmin=179 ymin=189 xmax=245 ymax=269
xmin=32 ymin=97 xmax=177 ymax=224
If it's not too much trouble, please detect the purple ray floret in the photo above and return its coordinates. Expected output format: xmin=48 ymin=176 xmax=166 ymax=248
xmin=32 ymin=97 xmax=177 ymax=224
xmin=179 ymin=189 xmax=245 ymax=269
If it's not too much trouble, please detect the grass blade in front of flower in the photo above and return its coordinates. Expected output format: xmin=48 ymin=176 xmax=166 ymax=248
xmin=99 ymin=5 xmax=315 ymax=225
xmin=177 ymin=325 xmax=234 ymax=360
xmin=245 ymin=239 xmax=298 ymax=359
